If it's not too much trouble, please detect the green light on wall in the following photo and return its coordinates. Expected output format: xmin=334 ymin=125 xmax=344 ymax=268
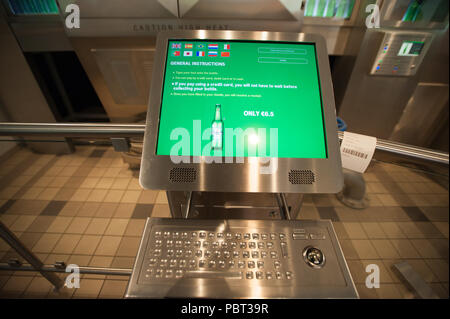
xmin=304 ymin=0 xmax=355 ymax=19
xmin=7 ymin=0 xmax=59 ymax=15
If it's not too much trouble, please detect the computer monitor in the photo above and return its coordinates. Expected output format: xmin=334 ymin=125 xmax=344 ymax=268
xmin=140 ymin=31 xmax=343 ymax=193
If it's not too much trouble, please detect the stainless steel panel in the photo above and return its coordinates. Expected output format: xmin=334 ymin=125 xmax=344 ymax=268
xmin=125 ymin=218 xmax=358 ymax=298
xmin=379 ymin=0 xmax=449 ymax=30
xmin=369 ymin=32 xmax=432 ymax=76
xmin=179 ymin=0 xmax=302 ymax=20
xmin=338 ymin=30 xmax=420 ymax=138
xmin=0 ymin=15 xmax=72 ymax=154
xmin=166 ymin=191 xmax=304 ymax=219
xmin=337 ymin=27 xmax=448 ymax=142
xmin=140 ymin=30 xmax=343 ymax=194
xmin=92 ymin=49 xmax=155 ymax=106
xmin=70 ymin=37 xmax=157 ymax=122
xmin=57 ymin=0 xmax=178 ymax=18
xmin=390 ymin=83 xmax=449 ymax=146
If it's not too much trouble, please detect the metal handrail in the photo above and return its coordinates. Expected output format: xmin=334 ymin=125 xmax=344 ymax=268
xmin=0 ymin=122 xmax=448 ymax=165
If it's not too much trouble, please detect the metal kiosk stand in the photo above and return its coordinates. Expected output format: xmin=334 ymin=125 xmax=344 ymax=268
xmin=125 ymin=30 xmax=359 ymax=298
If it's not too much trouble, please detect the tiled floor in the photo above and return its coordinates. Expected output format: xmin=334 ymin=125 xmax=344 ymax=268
xmin=0 ymin=146 xmax=448 ymax=299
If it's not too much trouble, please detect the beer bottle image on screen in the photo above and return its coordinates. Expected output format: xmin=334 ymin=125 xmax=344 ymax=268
xmin=211 ymin=104 xmax=224 ymax=149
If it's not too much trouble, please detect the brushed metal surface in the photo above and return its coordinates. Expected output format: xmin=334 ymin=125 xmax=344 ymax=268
xmin=166 ymin=191 xmax=305 ymax=219
xmin=125 ymin=218 xmax=358 ymax=298
xmin=390 ymin=83 xmax=449 ymax=146
xmin=139 ymin=30 xmax=343 ymax=194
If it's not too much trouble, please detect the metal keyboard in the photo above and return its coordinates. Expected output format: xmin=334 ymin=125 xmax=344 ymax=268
xmin=125 ymin=218 xmax=358 ymax=298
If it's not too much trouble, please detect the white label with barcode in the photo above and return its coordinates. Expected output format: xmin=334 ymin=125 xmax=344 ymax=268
xmin=340 ymin=132 xmax=377 ymax=173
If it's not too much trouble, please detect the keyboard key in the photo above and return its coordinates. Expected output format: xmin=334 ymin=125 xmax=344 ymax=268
xmin=256 ymin=271 xmax=263 ymax=279
xmin=248 ymin=261 xmax=255 ymax=268
xmin=246 ymin=271 xmax=254 ymax=279
xmin=257 ymin=261 xmax=264 ymax=269
xmin=251 ymin=251 xmax=259 ymax=258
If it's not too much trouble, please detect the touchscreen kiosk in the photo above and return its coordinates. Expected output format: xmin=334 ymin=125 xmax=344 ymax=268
xmin=140 ymin=31 xmax=343 ymax=193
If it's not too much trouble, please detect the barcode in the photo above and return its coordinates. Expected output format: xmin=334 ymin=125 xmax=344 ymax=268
xmin=342 ymin=148 xmax=368 ymax=159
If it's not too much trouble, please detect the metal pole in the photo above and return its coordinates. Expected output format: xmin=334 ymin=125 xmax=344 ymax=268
xmin=0 ymin=221 xmax=64 ymax=290
xmin=0 ymin=122 xmax=448 ymax=164
xmin=280 ymin=193 xmax=291 ymax=220
xmin=0 ymin=263 xmax=132 ymax=276
xmin=184 ymin=191 xmax=193 ymax=219
xmin=275 ymin=193 xmax=291 ymax=220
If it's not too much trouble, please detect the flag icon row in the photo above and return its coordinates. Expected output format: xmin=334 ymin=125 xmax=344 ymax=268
xmin=171 ymin=43 xmax=230 ymax=50
xmin=172 ymin=51 xmax=230 ymax=57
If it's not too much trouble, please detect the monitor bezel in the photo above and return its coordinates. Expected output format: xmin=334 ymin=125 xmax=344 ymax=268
xmin=140 ymin=30 xmax=343 ymax=193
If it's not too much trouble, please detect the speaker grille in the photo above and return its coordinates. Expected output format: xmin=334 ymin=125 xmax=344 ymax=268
xmin=169 ymin=167 xmax=197 ymax=183
xmin=288 ymin=170 xmax=315 ymax=185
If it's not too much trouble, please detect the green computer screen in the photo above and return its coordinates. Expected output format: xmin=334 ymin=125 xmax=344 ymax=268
xmin=156 ymin=40 xmax=328 ymax=159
